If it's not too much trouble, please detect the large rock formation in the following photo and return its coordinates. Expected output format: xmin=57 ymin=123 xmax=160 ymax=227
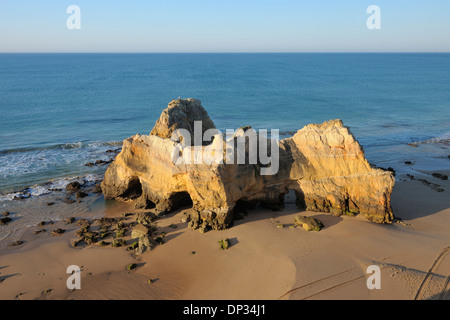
xmin=102 ymin=98 xmax=395 ymax=231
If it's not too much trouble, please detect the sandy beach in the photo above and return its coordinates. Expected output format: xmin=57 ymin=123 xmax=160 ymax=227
xmin=1 ymin=165 xmax=449 ymax=300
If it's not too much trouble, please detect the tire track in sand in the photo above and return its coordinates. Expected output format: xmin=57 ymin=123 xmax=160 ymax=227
xmin=414 ymin=246 xmax=450 ymax=300
xmin=278 ymin=255 xmax=409 ymax=300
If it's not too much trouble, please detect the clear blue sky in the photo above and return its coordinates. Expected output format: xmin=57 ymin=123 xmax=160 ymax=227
xmin=0 ymin=0 xmax=449 ymax=52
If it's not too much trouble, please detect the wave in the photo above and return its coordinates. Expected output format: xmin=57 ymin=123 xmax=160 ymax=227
xmin=412 ymin=131 xmax=450 ymax=145
xmin=0 ymin=141 xmax=122 ymax=155
xmin=0 ymin=173 xmax=103 ymax=202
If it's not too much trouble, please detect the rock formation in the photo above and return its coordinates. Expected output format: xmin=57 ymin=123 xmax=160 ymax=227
xmin=102 ymin=98 xmax=395 ymax=232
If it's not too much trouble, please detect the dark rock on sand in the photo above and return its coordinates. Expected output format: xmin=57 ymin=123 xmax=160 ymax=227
xmin=66 ymin=182 xmax=81 ymax=192
xmin=126 ymin=263 xmax=137 ymax=271
xmin=432 ymin=173 xmax=448 ymax=181
xmin=83 ymin=232 xmax=98 ymax=245
xmin=137 ymin=235 xmax=156 ymax=255
xmin=51 ymin=229 xmax=65 ymax=236
xmin=64 ymin=217 xmax=76 ymax=224
xmin=8 ymin=240 xmax=24 ymax=247
xmin=96 ymin=217 xmax=117 ymax=228
xmin=76 ymin=191 xmax=88 ymax=199
xmin=112 ymin=238 xmax=126 ymax=247
xmin=122 ymin=212 xmax=134 ymax=218
xmin=46 ymin=202 xmax=55 ymax=206
xmin=294 ymin=216 xmax=324 ymax=232
xmin=71 ymin=239 xmax=82 ymax=248
xmin=135 ymin=212 xmax=157 ymax=225
xmin=418 ymin=179 xmax=445 ymax=192
xmin=76 ymin=218 xmax=90 ymax=227
xmin=131 ymin=224 xmax=151 ymax=238
xmin=0 ymin=217 xmax=12 ymax=225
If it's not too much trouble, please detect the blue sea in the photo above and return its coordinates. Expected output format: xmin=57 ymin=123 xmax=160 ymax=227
xmin=1 ymin=53 xmax=450 ymax=199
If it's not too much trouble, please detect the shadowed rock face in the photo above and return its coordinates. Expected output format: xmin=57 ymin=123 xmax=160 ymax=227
xmin=102 ymin=99 xmax=395 ymax=232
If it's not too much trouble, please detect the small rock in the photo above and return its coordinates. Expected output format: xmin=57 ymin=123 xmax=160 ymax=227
xmin=432 ymin=173 xmax=448 ymax=181
xmin=76 ymin=218 xmax=90 ymax=227
xmin=71 ymin=239 xmax=82 ymax=247
xmin=9 ymin=240 xmax=24 ymax=247
xmin=66 ymin=182 xmax=81 ymax=192
xmin=115 ymin=229 xmax=125 ymax=238
xmin=84 ymin=162 xmax=95 ymax=167
xmin=218 ymin=238 xmax=230 ymax=250
xmin=100 ymin=232 xmax=110 ymax=239
xmin=127 ymin=241 xmax=138 ymax=251
xmin=126 ymin=263 xmax=137 ymax=271
xmin=95 ymin=159 xmax=111 ymax=165
xmin=136 ymin=234 xmax=156 ymax=254
xmin=404 ymin=161 xmax=413 ymax=165
xmin=112 ymin=238 xmax=125 ymax=247
xmin=122 ymin=212 xmax=134 ymax=217
xmin=131 ymin=224 xmax=151 ymax=239
xmin=76 ymin=191 xmax=88 ymax=199
xmin=294 ymin=216 xmax=324 ymax=232
xmin=2 ymin=211 xmax=10 ymax=217
xmin=0 ymin=217 xmax=12 ymax=225
xmin=98 ymin=240 xmax=109 ymax=247
xmin=408 ymin=143 xmax=418 ymax=148
xmin=83 ymin=232 xmax=98 ymax=245
xmin=33 ymin=229 xmax=46 ymax=235
xmin=135 ymin=212 xmax=157 ymax=225
xmin=46 ymin=202 xmax=55 ymax=206
xmin=51 ymin=229 xmax=65 ymax=236
xmin=64 ymin=217 xmax=76 ymax=224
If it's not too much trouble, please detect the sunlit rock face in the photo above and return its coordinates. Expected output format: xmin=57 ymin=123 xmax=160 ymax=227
xmin=102 ymin=99 xmax=395 ymax=232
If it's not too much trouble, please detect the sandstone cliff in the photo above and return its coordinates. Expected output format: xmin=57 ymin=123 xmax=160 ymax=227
xmin=102 ymin=99 xmax=395 ymax=232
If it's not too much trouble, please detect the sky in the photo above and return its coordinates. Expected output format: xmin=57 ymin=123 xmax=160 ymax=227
xmin=0 ymin=0 xmax=449 ymax=52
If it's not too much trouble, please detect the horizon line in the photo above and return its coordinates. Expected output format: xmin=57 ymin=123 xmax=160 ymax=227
xmin=1 ymin=51 xmax=450 ymax=54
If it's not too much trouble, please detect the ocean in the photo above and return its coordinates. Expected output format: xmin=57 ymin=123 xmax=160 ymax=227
xmin=1 ymin=53 xmax=450 ymax=199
